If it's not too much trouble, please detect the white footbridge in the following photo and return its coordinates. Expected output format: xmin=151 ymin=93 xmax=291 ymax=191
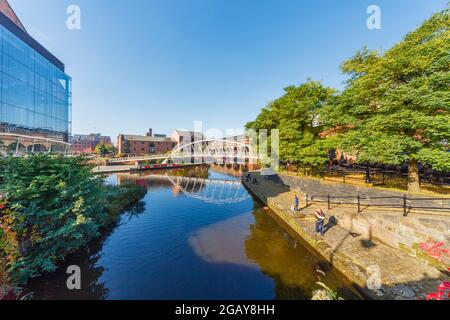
xmin=109 ymin=139 xmax=258 ymax=165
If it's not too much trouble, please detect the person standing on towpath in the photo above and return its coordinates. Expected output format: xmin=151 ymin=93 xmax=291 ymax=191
xmin=315 ymin=208 xmax=326 ymax=236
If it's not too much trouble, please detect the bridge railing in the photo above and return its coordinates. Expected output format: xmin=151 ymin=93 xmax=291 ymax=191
xmin=110 ymin=151 xmax=258 ymax=163
xmin=110 ymin=154 xmax=169 ymax=162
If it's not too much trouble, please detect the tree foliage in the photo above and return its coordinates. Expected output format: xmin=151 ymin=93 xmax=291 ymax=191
xmin=247 ymin=7 xmax=450 ymax=190
xmin=0 ymin=155 xmax=106 ymax=283
xmin=246 ymin=80 xmax=336 ymax=167
xmin=326 ymin=8 xmax=450 ymax=172
xmin=0 ymin=155 xmax=146 ymax=283
xmin=95 ymin=143 xmax=115 ymax=156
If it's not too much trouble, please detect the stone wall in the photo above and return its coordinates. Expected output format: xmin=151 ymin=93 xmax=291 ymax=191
xmin=330 ymin=209 xmax=450 ymax=269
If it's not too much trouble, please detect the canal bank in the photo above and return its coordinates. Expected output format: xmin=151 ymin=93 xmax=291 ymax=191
xmin=243 ymin=172 xmax=447 ymax=300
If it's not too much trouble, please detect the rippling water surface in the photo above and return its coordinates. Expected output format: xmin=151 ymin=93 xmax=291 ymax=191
xmin=26 ymin=165 xmax=361 ymax=300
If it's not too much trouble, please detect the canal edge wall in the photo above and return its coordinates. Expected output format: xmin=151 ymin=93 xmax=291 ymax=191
xmin=242 ymin=178 xmax=379 ymax=299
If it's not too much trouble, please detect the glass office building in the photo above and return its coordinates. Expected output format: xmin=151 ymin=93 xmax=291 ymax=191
xmin=0 ymin=8 xmax=71 ymax=142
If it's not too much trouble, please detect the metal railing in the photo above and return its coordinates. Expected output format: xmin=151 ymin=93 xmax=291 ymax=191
xmin=110 ymin=152 xmax=257 ymax=163
xmin=305 ymin=194 xmax=450 ymax=216
xmin=324 ymin=166 xmax=450 ymax=186
xmin=285 ymin=164 xmax=450 ymax=186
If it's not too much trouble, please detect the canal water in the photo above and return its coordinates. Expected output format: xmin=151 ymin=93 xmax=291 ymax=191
xmin=26 ymin=165 xmax=360 ymax=300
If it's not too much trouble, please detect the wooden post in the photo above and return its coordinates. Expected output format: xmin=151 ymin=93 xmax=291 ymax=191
xmin=357 ymin=195 xmax=361 ymax=213
xmin=328 ymin=195 xmax=331 ymax=210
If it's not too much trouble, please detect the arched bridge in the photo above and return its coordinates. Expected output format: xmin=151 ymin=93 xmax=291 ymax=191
xmin=110 ymin=138 xmax=258 ymax=165
xmin=0 ymin=133 xmax=71 ymax=156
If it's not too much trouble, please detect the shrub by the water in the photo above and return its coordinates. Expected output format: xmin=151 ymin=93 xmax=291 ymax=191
xmin=0 ymin=155 xmax=146 ymax=284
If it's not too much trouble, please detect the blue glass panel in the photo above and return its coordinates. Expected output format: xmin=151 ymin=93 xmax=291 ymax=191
xmin=2 ymin=53 xmax=34 ymax=85
xmin=1 ymin=73 xmax=34 ymax=110
xmin=1 ymin=27 xmax=34 ymax=69
xmin=2 ymin=103 xmax=34 ymax=128
xmin=34 ymin=112 xmax=46 ymax=129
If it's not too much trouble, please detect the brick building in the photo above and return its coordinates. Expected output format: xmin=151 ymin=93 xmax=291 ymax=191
xmin=117 ymin=129 xmax=176 ymax=156
xmin=70 ymin=134 xmax=112 ymax=154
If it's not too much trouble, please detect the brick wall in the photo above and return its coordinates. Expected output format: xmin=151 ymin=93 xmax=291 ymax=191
xmin=0 ymin=0 xmax=27 ymax=32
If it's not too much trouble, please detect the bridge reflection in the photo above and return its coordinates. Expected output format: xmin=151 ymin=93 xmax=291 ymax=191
xmin=116 ymin=165 xmax=251 ymax=205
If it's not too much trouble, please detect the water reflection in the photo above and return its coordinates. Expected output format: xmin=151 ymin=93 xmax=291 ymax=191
xmin=117 ymin=165 xmax=250 ymax=205
xmin=245 ymin=209 xmax=359 ymax=300
xmin=25 ymin=166 xmax=360 ymax=300
xmin=190 ymin=214 xmax=258 ymax=269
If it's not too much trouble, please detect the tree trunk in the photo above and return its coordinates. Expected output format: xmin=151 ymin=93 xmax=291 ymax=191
xmin=407 ymin=159 xmax=420 ymax=193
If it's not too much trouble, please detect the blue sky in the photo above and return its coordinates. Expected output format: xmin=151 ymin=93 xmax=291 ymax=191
xmin=10 ymin=0 xmax=449 ymax=139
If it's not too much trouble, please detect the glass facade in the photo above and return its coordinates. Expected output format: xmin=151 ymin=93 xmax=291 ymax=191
xmin=0 ymin=24 xmax=71 ymax=139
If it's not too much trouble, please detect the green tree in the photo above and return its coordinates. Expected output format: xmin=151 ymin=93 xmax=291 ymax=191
xmin=0 ymin=155 xmax=147 ymax=284
xmin=0 ymin=155 xmax=106 ymax=283
xmin=246 ymin=80 xmax=336 ymax=168
xmin=95 ymin=143 xmax=115 ymax=156
xmin=322 ymin=8 xmax=450 ymax=192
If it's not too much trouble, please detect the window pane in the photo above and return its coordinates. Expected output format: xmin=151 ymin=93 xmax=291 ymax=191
xmin=1 ymin=73 xmax=34 ymax=111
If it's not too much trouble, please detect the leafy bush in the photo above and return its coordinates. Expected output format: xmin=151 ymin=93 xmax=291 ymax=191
xmin=0 ymin=155 xmax=106 ymax=283
xmin=0 ymin=155 xmax=146 ymax=284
